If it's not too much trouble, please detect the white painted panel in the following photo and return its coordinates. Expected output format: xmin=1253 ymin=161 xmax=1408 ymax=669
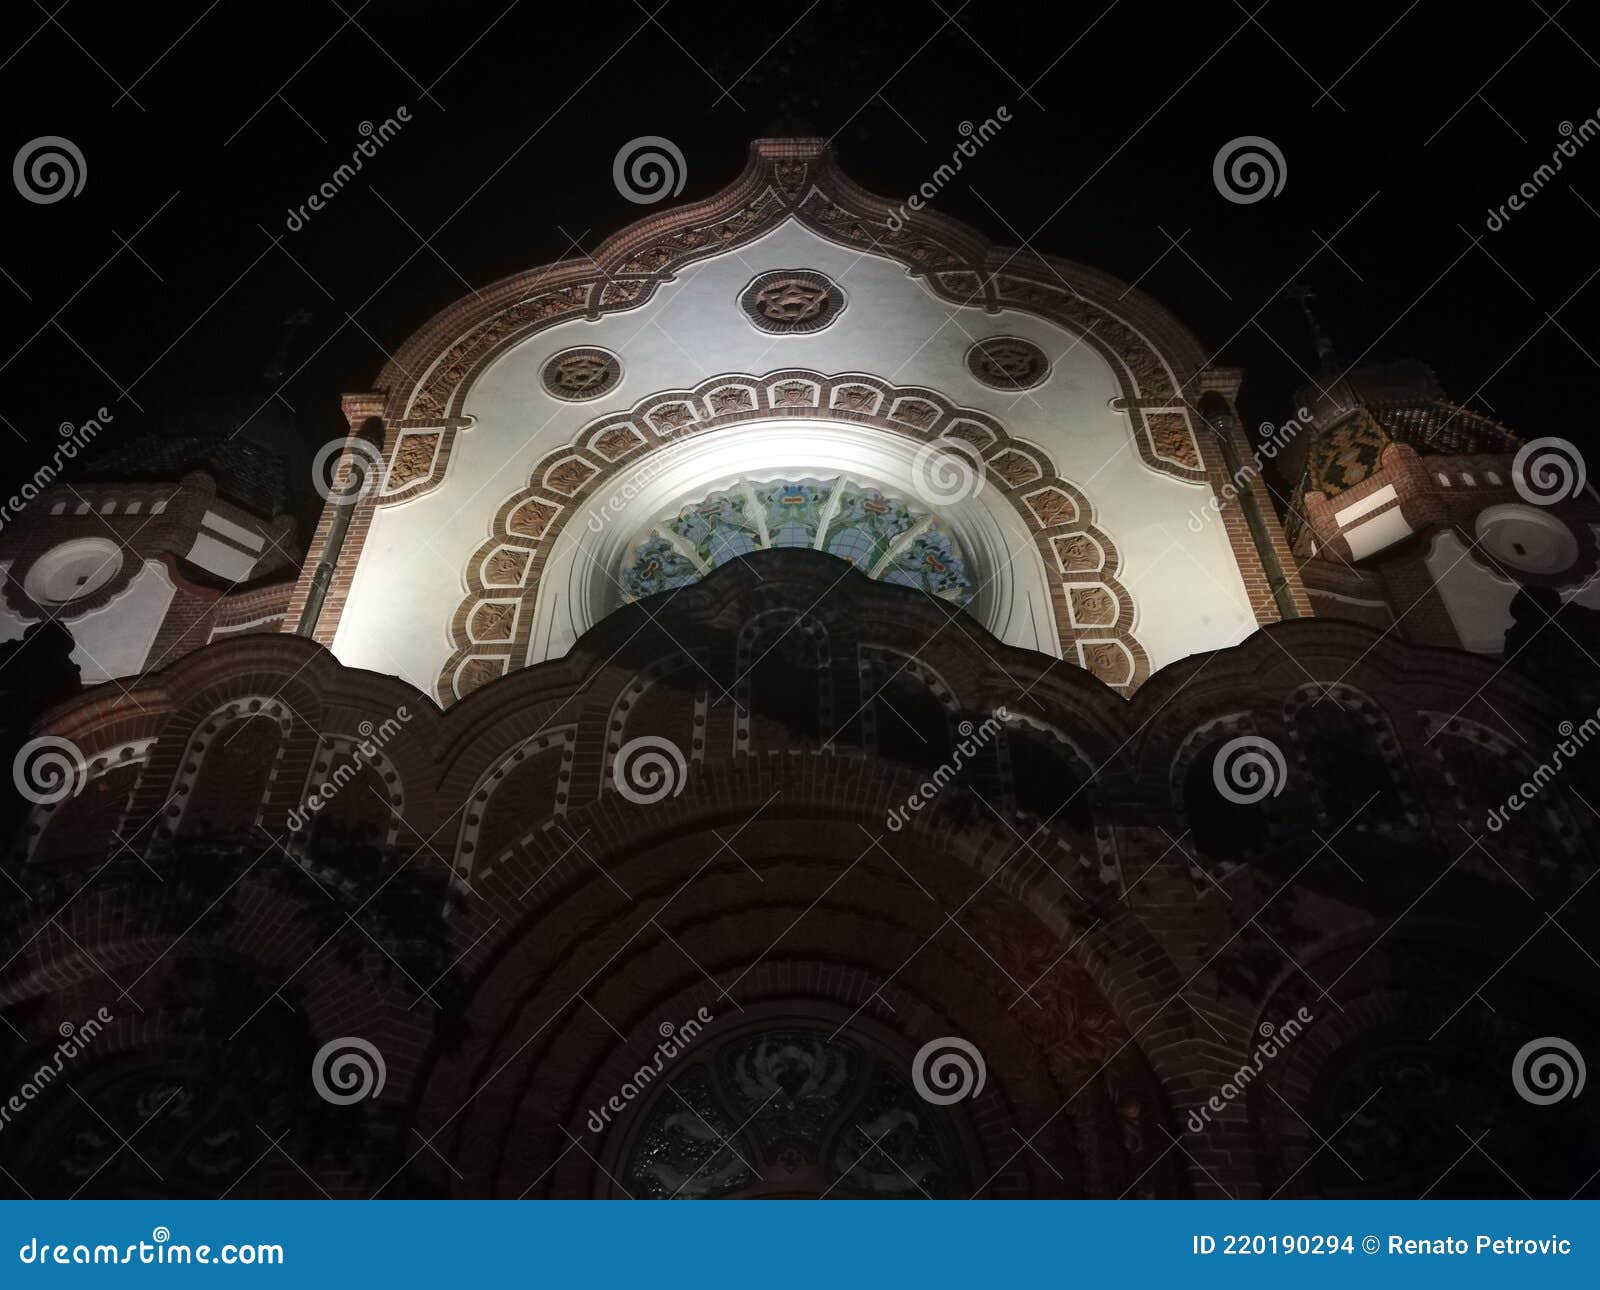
xmin=1344 ymin=507 xmax=1413 ymax=561
xmin=1428 ymin=531 xmax=1514 ymax=653
xmin=186 ymin=533 xmax=257 ymax=582
xmin=202 ymin=509 xmax=266 ymax=552
xmin=1333 ymin=483 xmax=1397 ymax=527
xmin=65 ymin=560 xmax=177 ymax=681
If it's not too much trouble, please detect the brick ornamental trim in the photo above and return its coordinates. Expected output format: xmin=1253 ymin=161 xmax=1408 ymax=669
xmin=437 ymin=368 xmax=1148 ymax=704
xmin=15 ymin=561 xmax=1591 ymax=1197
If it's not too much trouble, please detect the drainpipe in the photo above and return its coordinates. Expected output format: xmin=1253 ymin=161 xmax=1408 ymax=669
xmin=294 ymin=465 xmax=363 ymax=638
xmin=1208 ymin=407 xmax=1301 ymax=622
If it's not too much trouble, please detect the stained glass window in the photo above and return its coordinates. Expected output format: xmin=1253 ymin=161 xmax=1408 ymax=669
xmin=621 ymin=478 xmax=973 ymax=605
xmin=618 ymin=1019 xmax=972 ymax=1199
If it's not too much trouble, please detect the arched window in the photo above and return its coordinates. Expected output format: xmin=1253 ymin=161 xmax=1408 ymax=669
xmin=1285 ymin=685 xmax=1419 ymax=836
xmin=623 ymin=478 xmax=974 ymax=604
xmin=611 ymin=1015 xmax=977 ymax=1199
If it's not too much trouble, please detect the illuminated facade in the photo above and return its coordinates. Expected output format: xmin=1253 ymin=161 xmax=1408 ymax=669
xmin=3 ymin=140 xmax=1597 ymax=1200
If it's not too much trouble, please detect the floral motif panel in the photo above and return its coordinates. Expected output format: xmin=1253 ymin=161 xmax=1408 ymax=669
xmin=622 ymin=478 xmax=974 ymax=605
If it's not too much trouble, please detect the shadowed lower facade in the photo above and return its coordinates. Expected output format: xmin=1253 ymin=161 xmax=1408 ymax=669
xmin=2 ymin=139 xmax=1598 ymax=1199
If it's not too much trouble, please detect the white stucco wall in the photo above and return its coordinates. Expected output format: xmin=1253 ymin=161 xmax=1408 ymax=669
xmin=331 ymin=220 xmax=1257 ymax=694
xmin=0 ymin=558 xmax=175 ymax=682
xmin=1430 ymin=527 xmax=1600 ymax=653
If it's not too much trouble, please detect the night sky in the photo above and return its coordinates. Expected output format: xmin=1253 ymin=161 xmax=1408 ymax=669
xmin=3 ymin=0 xmax=1596 ymax=529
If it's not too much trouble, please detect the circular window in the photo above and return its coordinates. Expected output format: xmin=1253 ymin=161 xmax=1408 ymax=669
xmin=1473 ymin=505 xmax=1578 ymax=575
xmin=24 ymin=538 xmax=123 ymax=605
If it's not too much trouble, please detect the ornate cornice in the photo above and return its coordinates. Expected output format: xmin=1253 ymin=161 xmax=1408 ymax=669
xmin=367 ymin=138 xmax=1212 ymax=492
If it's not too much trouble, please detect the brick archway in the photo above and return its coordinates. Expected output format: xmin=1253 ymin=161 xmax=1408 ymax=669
xmin=405 ymin=813 xmax=1184 ymax=1199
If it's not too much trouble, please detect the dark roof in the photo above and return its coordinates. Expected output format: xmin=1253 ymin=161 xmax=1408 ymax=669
xmin=83 ymin=433 xmax=292 ymax=518
xmin=1370 ymin=401 xmax=1521 ymax=457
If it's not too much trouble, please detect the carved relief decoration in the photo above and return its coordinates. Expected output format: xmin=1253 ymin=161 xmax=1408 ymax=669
xmin=385 ymin=431 xmax=441 ymax=491
xmin=541 ymin=347 xmax=623 ymax=402
xmin=356 ymin=141 xmax=1211 ymax=520
xmin=966 ymin=337 xmax=1050 ymax=391
xmin=739 ymin=269 xmax=845 ymax=334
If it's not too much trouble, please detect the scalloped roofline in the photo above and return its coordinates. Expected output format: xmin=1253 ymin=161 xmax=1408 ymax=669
xmin=370 ymin=136 xmax=1217 ymax=405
